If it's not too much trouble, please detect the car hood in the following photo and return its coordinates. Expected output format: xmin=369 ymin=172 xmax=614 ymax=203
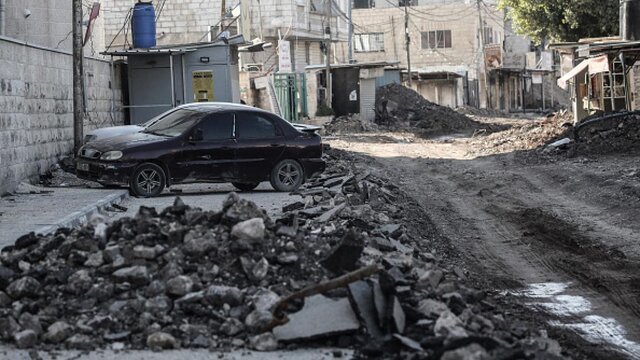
xmin=87 ymin=125 xmax=144 ymax=141
xmin=85 ymin=131 xmax=169 ymax=152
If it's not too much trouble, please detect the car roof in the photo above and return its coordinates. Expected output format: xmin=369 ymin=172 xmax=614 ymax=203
xmin=176 ymin=102 xmax=268 ymax=114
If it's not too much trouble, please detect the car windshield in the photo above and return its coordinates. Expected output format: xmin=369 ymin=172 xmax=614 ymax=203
xmin=143 ymin=109 xmax=205 ymax=137
xmin=141 ymin=108 xmax=177 ymax=128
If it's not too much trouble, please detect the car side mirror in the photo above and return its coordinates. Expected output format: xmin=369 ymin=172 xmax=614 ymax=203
xmin=190 ymin=128 xmax=203 ymax=142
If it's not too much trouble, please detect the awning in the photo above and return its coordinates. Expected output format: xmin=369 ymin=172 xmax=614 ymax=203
xmin=557 ymin=55 xmax=609 ymax=89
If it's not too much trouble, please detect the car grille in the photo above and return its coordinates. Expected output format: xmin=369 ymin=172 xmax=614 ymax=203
xmin=80 ymin=148 xmax=102 ymax=159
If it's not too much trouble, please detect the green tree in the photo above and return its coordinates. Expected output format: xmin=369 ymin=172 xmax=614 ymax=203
xmin=498 ymin=0 xmax=619 ymax=43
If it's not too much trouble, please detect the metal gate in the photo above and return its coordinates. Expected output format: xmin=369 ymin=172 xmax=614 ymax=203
xmin=272 ymin=73 xmax=308 ymax=122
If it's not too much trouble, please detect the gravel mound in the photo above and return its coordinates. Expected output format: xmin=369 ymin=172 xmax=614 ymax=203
xmin=375 ymin=83 xmax=486 ymax=137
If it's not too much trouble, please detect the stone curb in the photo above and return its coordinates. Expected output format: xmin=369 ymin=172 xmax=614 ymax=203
xmin=34 ymin=190 xmax=130 ymax=235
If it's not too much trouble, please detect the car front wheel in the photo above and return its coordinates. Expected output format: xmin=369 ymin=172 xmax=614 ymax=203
xmin=232 ymin=182 xmax=260 ymax=192
xmin=130 ymin=163 xmax=166 ymax=197
xmin=270 ymin=159 xmax=304 ymax=192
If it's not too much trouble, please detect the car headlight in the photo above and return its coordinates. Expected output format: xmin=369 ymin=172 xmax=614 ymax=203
xmin=100 ymin=151 xmax=123 ymax=161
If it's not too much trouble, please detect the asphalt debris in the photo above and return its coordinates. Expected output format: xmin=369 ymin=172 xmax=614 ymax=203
xmin=0 ymin=149 xmax=566 ymax=358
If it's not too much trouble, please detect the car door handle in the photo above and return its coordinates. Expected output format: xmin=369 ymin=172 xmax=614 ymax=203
xmin=270 ymin=144 xmax=281 ymax=147
xmin=198 ymin=155 xmax=212 ymax=160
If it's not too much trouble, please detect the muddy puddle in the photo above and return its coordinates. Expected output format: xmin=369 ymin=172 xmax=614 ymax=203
xmin=510 ymin=282 xmax=640 ymax=359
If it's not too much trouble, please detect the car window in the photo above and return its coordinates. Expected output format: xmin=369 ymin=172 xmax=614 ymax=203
xmin=144 ymin=109 xmax=205 ymax=137
xmin=236 ymin=112 xmax=279 ymax=139
xmin=198 ymin=113 xmax=234 ymax=140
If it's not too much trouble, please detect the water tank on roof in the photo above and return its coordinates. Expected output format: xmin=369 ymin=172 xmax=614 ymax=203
xmin=621 ymin=0 xmax=640 ymax=41
xmin=132 ymin=2 xmax=156 ymax=48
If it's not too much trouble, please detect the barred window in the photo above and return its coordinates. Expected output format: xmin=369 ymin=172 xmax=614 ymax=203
xmin=354 ymin=33 xmax=385 ymax=52
xmin=421 ymin=30 xmax=452 ymax=49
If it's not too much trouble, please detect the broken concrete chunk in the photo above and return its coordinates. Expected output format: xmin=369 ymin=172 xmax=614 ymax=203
xmin=146 ymin=332 xmax=178 ymax=350
xmin=417 ymin=299 xmax=449 ymax=318
xmin=434 ymin=310 xmax=468 ymax=339
xmin=14 ymin=329 xmax=38 ymax=349
xmin=84 ymin=251 xmax=104 ymax=267
xmin=282 ymin=201 xmax=305 ymax=212
xmin=379 ymin=224 xmax=402 ymax=238
xmin=441 ymin=343 xmax=488 ymax=360
xmin=112 ymin=266 xmax=150 ymax=285
xmin=221 ymin=318 xmax=245 ymax=336
xmin=65 ymin=334 xmax=94 ymax=350
xmin=316 ymin=203 xmax=346 ymax=223
xmin=44 ymin=321 xmax=74 ymax=343
xmin=231 ymin=218 xmax=266 ymax=243
xmin=166 ymin=276 xmax=194 ymax=297
xmin=133 ymin=245 xmax=163 ymax=259
xmin=273 ymin=295 xmax=360 ymax=341
xmin=252 ymin=257 xmax=270 ymax=280
xmin=390 ymin=296 xmax=406 ymax=334
xmin=245 ymin=310 xmax=274 ymax=334
xmin=371 ymin=237 xmax=395 ymax=252
xmin=320 ymin=230 xmax=364 ymax=274
xmin=249 ymin=332 xmax=278 ymax=351
xmin=0 ymin=291 xmax=12 ymax=307
xmin=6 ymin=276 xmax=40 ymax=299
xmin=0 ymin=265 xmax=16 ymax=288
xmin=371 ymin=280 xmax=388 ymax=328
xmin=18 ymin=312 xmax=42 ymax=335
xmin=204 ymin=285 xmax=244 ymax=307
xmin=348 ymin=281 xmax=383 ymax=338
xmin=417 ymin=269 xmax=444 ymax=290
xmin=67 ymin=269 xmax=93 ymax=294
xmin=183 ymin=231 xmax=218 ymax=256
xmin=0 ymin=316 xmax=20 ymax=341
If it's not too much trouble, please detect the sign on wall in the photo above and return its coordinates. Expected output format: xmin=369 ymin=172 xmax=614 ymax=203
xmin=192 ymin=71 xmax=214 ymax=102
xmin=278 ymin=40 xmax=292 ymax=73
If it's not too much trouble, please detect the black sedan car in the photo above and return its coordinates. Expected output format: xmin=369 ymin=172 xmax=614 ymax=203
xmin=76 ymin=103 xmax=325 ymax=197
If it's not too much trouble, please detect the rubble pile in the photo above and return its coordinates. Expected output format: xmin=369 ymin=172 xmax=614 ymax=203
xmin=323 ymin=115 xmax=379 ymax=135
xmin=571 ymin=111 xmax=640 ymax=154
xmin=468 ymin=111 xmax=573 ymax=156
xmin=0 ymin=150 xmax=565 ymax=358
xmin=375 ymin=83 xmax=486 ymax=137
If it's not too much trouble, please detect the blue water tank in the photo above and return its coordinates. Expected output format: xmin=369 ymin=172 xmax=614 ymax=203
xmin=132 ymin=2 xmax=156 ymax=48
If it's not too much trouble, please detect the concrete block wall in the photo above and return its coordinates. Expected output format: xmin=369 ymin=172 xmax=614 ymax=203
xmin=0 ymin=37 xmax=124 ymax=195
xmin=2 ymin=0 xmax=72 ymax=50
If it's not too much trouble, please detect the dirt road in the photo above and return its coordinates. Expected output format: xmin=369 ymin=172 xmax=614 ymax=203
xmin=328 ymin=125 xmax=640 ymax=359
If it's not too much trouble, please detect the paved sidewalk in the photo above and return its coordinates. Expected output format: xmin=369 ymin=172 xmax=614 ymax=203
xmin=0 ymin=185 xmax=128 ymax=247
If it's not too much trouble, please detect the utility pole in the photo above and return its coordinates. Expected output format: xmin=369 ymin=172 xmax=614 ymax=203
xmin=325 ymin=0 xmax=332 ymax=107
xmin=220 ymin=0 xmax=226 ymax=32
xmin=72 ymin=0 xmax=84 ymax=153
xmin=476 ymin=0 xmax=490 ymax=109
xmin=404 ymin=2 xmax=411 ymax=87
xmin=347 ymin=0 xmax=353 ymax=63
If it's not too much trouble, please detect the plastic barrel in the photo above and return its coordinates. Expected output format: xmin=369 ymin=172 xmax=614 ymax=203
xmin=132 ymin=2 xmax=156 ymax=48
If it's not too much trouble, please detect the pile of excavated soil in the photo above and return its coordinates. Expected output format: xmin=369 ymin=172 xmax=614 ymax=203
xmin=375 ymin=83 xmax=487 ymax=137
xmin=468 ymin=111 xmax=573 ymax=156
xmin=322 ymin=115 xmax=379 ymax=135
xmin=572 ymin=112 xmax=640 ymax=154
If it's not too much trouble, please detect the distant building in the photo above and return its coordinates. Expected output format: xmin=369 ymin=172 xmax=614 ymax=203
xmin=351 ymin=0 xmax=563 ymax=111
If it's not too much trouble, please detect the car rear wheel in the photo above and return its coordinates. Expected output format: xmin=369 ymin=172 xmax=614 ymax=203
xmin=232 ymin=182 xmax=260 ymax=192
xmin=270 ymin=159 xmax=304 ymax=192
xmin=130 ymin=163 xmax=166 ymax=197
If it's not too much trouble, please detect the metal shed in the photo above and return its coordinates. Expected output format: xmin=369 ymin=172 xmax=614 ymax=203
xmin=305 ymin=61 xmax=400 ymax=121
xmin=104 ymin=39 xmax=243 ymax=125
